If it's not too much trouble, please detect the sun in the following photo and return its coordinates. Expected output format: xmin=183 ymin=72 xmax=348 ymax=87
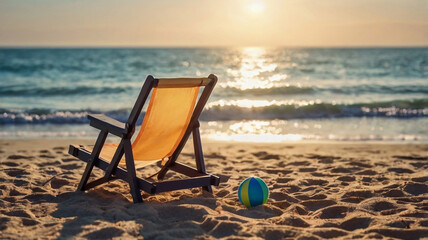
xmin=248 ymin=0 xmax=265 ymax=14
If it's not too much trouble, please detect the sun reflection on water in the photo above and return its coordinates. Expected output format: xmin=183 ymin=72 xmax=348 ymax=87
xmin=207 ymin=99 xmax=323 ymax=109
xmin=224 ymin=47 xmax=287 ymax=90
xmin=204 ymin=120 xmax=303 ymax=142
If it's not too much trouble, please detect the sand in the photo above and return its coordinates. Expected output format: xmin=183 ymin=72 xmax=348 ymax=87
xmin=0 ymin=139 xmax=427 ymax=239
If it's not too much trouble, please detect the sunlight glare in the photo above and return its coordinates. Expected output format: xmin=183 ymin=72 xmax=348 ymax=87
xmin=248 ymin=0 xmax=266 ymax=14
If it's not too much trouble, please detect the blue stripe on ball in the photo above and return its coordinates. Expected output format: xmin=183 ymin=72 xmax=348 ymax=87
xmin=248 ymin=177 xmax=264 ymax=207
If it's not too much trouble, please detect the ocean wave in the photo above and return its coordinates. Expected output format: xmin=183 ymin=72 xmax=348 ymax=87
xmin=0 ymin=108 xmax=139 ymax=125
xmin=226 ymin=84 xmax=428 ymax=96
xmin=2 ymin=83 xmax=427 ymax=98
xmin=201 ymin=99 xmax=428 ymax=120
xmin=1 ymin=99 xmax=427 ymax=124
xmin=0 ymin=85 xmax=129 ymax=96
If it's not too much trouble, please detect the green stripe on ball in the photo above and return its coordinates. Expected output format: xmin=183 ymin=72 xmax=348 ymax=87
xmin=238 ymin=177 xmax=269 ymax=208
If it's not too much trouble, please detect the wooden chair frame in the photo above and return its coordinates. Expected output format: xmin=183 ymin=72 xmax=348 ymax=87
xmin=68 ymin=74 xmax=220 ymax=203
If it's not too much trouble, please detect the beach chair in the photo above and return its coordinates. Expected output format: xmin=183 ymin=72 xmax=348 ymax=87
xmin=68 ymin=74 xmax=220 ymax=203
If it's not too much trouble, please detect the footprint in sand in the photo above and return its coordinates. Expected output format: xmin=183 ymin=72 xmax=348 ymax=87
xmin=5 ymin=209 xmax=35 ymax=218
xmin=420 ymin=220 xmax=428 ymax=227
xmin=411 ymin=176 xmax=428 ymax=183
xmin=38 ymin=161 xmax=61 ymax=167
xmin=205 ymin=153 xmax=226 ymax=160
xmin=301 ymin=179 xmax=328 ymax=186
xmin=50 ymin=178 xmax=71 ymax=189
xmin=339 ymin=217 xmax=373 ymax=231
xmin=5 ymin=169 xmax=30 ymax=177
xmin=393 ymin=155 xmax=428 ymax=161
xmin=309 ymin=193 xmax=327 ymax=200
xmin=359 ymin=198 xmax=397 ymax=212
xmin=276 ymin=177 xmax=293 ymax=183
xmin=287 ymin=205 xmax=308 ymax=215
xmin=316 ymin=205 xmax=350 ymax=219
xmin=382 ymin=189 xmax=406 ymax=197
xmin=404 ymin=183 xmax=428 ymax=195
xmin=387 ymin=167 xmax=414 ymax=174
xmin=1 ymin=162 xmax=20 ymax=167
xmin=410 ymin=162 xmax=428 ymax=168
xmin=9 ymin=188 xmax=28 ymax=196
xmin=400 ymin=211 xmax=428 ymax=218
xmin=386 ymin=220 xmax=413 ymax=229
xmin=61 ymin=163 xmax=81 ymax=170
xmin=84 ymin=227 xmax=125 ymax=239
xmin=362 ymin=177 xmax=372 ymax=182
xmin=298 ymin=167 xmax=317 ymax=173
xmin=252 ymin=151 xmax=280 ymax=160
xmin=356 ymin=170 xmax=378 ymax=175
xmin=313 ymin=229 xmax=348 ymax=239
xmin=342 ymin=190 xmax=373 ymax=199
xmin=273 ymin=215 xmax=310 ymax=228
xmin=12 ymin=179 xmax=28 ymax=187
xmin=7 ymin=155 xmax=33 ymax=160
xmin=331 ymin=167 xmax=352 ymax=173
xmin=61 ymin=158 xmax=77 ymax=162
xmin=380 ymin=208 xmax=407 ymax=216
xmin=216 ymin=189 xmax=230 ymax=198
xmin=284 ymin=185 xmax=301 ymax=193
xmin=287 ymin=161 xmax=310 ymax=166
xmin=21 ymin=218 xmax=40 ymax=226
xmin=306 ymin=154 xmax=340 ymax=162
xmin=31 ymin=186 xmax=47 ymax=193
xmin=39 ymin=154 xmax=56 ymax=159
xmin=367 ymin=228 xmax=428 ymax=240
xmin=271 ymin=200 xmax=291 ymax=209
xmin=0 ymin=217 xmax=10 ymax=231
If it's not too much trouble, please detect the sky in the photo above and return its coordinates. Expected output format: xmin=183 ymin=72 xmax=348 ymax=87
xmin=0 ymin=0 xmax=427 ymax=47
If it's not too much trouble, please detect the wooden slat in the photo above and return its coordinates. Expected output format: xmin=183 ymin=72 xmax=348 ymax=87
xmin=153 ymin=176 xmax=213 ymax=193
xmin=77 ymin=130 xmax=108 ymax=191
xmin=156 ymin=78 xmax=210 ymax=88
xmin=69 ymin=145 xmax=156 ymax=194
xmin=88 ymin=114 xmax=127 ymax=137
xmin=127 ymin=75 xmax=157 ymax=129
xmin=167 ymin=162 xmax=205 ymax=177
xmin=123 ymin=139 xmax=143 ymax=203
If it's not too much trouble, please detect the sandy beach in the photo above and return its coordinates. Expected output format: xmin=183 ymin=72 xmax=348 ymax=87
xmin=0 ymin=139 xmax=427 ymax=239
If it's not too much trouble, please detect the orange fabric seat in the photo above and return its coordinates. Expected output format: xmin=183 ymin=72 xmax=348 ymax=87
xmin=85 ymin=83 xmax=200 ymax=167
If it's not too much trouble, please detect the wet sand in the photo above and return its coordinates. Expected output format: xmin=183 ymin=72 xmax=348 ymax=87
xmin=0 ymin=139 xmax=427 ymax=239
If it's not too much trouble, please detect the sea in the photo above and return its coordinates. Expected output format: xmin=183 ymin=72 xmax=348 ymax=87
xmin=0 ymin=47 xmax=427 ymax=142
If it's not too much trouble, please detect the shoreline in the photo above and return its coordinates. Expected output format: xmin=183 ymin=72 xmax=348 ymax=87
xmin=1 ymin=138 xmax=428 ymax=145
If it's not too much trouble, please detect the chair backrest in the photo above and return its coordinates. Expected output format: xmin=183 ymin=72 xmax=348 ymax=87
xmin=131 ymin=77 xmax=215 ymax=161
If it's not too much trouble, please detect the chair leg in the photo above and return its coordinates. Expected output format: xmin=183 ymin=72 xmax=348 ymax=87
xmin=193 ymin=126 xmax=212 ymax=193
xmin=124 ymin=139 xmax=143 ymax=203
xmin=77 ymin=130 xmax=108 ymax=191
xmin=104 ymin=140 xmax=125 ymax=178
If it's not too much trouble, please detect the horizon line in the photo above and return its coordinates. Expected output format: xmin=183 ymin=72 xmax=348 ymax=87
xmin=0 ymin=44 xmax=427 ymax=49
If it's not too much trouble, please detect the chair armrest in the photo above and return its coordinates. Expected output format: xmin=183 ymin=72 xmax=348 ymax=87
xmin=88 ymin=114 xmax=127 ymax=137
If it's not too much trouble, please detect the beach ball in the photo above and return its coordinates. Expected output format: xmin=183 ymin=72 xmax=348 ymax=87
xmin=238 ymin=177 xmax=269 ymax=208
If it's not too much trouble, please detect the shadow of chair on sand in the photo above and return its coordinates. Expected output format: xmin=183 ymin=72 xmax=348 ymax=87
xmin=42 ymin=188 xmax=220 ymax=239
